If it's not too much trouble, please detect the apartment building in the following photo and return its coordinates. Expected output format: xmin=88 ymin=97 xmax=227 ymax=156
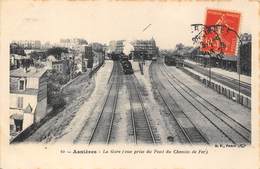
xmin=10 ymin=67 xmax=48 ymax=138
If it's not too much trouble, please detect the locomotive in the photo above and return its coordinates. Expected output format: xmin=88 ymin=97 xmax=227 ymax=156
xmin=120 ymin=59 xmax=134 ymax=74
xmin=110 ymin=53 xmax=121 ymax=61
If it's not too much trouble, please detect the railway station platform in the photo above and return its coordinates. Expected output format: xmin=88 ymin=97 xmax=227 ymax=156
xmin=180 ymin=60 xmax=251 ymax=108
xmin=184 ymin=59 xmax=251 ymax=84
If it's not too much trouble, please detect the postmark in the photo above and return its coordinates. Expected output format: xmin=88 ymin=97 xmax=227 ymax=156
xmin=201 ymin=9 xmax=241 ymax=56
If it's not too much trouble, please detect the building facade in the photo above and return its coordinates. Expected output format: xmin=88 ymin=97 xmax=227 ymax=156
xmin=131 ymin=38 xmax=158 ymax=60
xmin=10 ymin=54 xmax=33 ymax=70
xmin=10 ymin=67 xmax=48 ymax=139
xmin=108 ymin=40 xmax=125 ymax=54
xmin=59 ymin=38 xmax=88 ymax=50
xmin=12 ymin=40 xmax=42 ymax=49
xmin=46 ymin=55 xmax=69 ymax=74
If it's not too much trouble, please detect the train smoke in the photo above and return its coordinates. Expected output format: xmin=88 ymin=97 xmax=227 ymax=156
xmin=123 ymin=41 xmax=134 ymax=55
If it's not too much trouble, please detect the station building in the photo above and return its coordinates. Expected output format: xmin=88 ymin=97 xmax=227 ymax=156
xmin=182 ymin=33 xmax=251 ymax=76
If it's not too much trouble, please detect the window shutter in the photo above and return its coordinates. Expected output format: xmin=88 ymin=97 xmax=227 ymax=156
xmin=17 ymin=97 xmax=23 ymax=109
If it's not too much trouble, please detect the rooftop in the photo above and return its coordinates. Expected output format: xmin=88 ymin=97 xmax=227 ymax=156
xmin=10 ymin=67 xmax=47 ymax=78
xmin=196 ymin=54 xmax=237 ymax=61
xmin=10 ymin=54 xmax=30 ymax=60
xmin=10 ymin=88 xmax=38 ymax=95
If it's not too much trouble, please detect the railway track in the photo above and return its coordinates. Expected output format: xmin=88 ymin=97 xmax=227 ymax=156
xmin=88 ymin=61 xmax=121 ymax=144
xmin=107 ymin=61 xmax=116 ymax=85
xmin=184 ymin=61 xmax=251 ymax=97
xmin=160 ymin=63 xmax=251 ymax=144
xmin=150 ymin=62 xmax=209 ymax=144
xmin=126 ymin=75 xmax=157 ymax=144
xmin=73 ymin=61 xmax=121 ymax=144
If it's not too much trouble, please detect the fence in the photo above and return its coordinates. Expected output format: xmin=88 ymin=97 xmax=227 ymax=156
xmin=181 ymin=68 xmax=251 ymax=109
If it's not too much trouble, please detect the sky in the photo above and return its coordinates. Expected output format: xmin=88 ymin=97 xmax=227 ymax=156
xmin=1 ymin=0 xmax=257 ymax=49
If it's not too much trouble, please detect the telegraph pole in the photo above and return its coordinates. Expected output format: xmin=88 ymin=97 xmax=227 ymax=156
xmin=237 ymin=42 xmax=241 ymax=104
xmin=209 ymin=53 xmax=211 ymax=86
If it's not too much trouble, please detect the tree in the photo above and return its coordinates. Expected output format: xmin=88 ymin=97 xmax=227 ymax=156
xmin=47 ymin=86 xmax=65 ymax=109
xmin=47 ymin=47 xmax=68 ymax=60
xmin=175 ymin=43 xmax=184 ymax=50
xmin=30 ymin=51 xmax=47 ymax=61
xmin=49 ymin=70 xmax=70 ymax=85
xmin=47 ymin=80 xmax=66 ymax=110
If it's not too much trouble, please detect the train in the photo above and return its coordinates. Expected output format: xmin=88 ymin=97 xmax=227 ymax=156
xmin=109 ymin=52 xmax=132 ymax=61
xmin=164 ymin=54 xmax=184 ymax=67
xmin=120 ymin=59 xmax=134 ymax=74
xmin=109 ymin=52 xmax=121 ymax=61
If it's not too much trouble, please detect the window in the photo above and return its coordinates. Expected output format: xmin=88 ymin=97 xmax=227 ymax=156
xmin=17 ymin=97 xmax=23 ymax=109
xmin=14 ymin=119 xmax=23 ymax=132
xmin=19 ymin=79 xmax=26 ymax=90
xmin=10 ymin=124 xmax=14 ymax=132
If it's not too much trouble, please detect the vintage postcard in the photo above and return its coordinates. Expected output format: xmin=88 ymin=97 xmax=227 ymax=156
xmin=0 ymin=0 xmax=259 ymax=169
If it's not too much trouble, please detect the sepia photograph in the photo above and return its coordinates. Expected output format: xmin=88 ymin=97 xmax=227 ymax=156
xmin=1 ymin=0 xmax=259 ymax=169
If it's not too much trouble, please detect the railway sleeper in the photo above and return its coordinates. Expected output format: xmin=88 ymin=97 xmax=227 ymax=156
xmin=184 ymin=127 xmax=207 ymax=143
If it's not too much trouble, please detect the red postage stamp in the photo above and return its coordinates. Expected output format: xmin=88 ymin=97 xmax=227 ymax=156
xmin=201 ymin=9 xmax=241 ymax=56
